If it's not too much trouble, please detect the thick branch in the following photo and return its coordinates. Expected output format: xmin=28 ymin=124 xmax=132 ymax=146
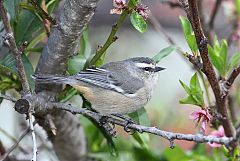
xmin=34 ymin=0 xmax=100 ymax=160
xmin=185 ymin=0 xmax=235 ymax=139
xmin=0 ymin=0 xmax=30 ymax=94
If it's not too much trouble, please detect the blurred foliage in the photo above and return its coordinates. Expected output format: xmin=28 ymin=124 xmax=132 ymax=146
xmin=0 ymin=0 xmax=59 ymax=93
xmin=0 ymin=0 xmax=238 ymax=161
xmin=208 ymin=37 xmax=240 ymax=78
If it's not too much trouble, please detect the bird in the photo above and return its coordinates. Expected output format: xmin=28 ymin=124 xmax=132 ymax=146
xmin=32 ymin=57 xmax=165 ymax=115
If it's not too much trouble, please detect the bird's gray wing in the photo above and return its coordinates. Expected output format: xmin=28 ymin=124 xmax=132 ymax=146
xmin=75 ymin=66 xmax=144 ymax=96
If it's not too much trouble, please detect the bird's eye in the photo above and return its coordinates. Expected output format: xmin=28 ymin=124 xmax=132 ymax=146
xmin=144 ymin=67 xmax=152 ymax=71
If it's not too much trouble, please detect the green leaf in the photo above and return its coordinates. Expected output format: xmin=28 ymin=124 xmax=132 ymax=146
xmin=163 ymin=146 xmax=189 ymax=161
xmin=46 ymin=0 xmax=60 ymax=14
xmin=152 ymin=46 xmax=177 ymax=63
xmin=189 ymin=74 xmax=204 ymax=106
xmin=179 ymin=80 xmax=191 ymax=94
xmin=4 ymin=0 xmax=21 ymax=19
xmin=25 ymin=32 xmax=46 ymax=55
xmin=14 ymin=9 xmax=42 ymax=44
xmin=208 ymin=39 xmax=228 ymax=77
xmin=219 ymin=40 xmax=228 ymax=75
xmin=179 ymin=16 xmax=192 ymax=38
xmin=132 ymin=133 xmax=149 ymax=149
xmin=179 ymin=73 xmax=204 ymax=107
xmin=179 ymin=16 xmax=199 ymax=53
xmin=186 ymin=34 xmax=198 ymax=52
xmin=128 ymin=108 xmax=150 ymax=149
xmin=213 ymin=36 xmax=220 ymax=52
xmin=68 ymin=55 xmax=87 ymax=74
xmin=80 ymin=116 xmax=118 ymax=156
xmin=128 ymin=107 xmax=150 ymax=126
xmin=0 ymin=53 xmax=34 ymax=91
xmin=179 ymin=95 xmax=198 ymax=105
xmin=130 ymin=11 xmax=147 ymax=33
xmin=190 ymin=73 xmax=201 ymax=91
xmin=236 ymin=0 xmax=240 ymax=16
xmin=133 ymin=146 xmax=163 ymax=161
xmin=208 ymin=45 xmax=223 ymax=72
xmin=228 ymin=53 xmax=240 ymax=70
xmin=79 ymin=28 xmax=91 ymax=57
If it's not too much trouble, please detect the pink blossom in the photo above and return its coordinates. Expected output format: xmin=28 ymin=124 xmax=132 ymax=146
xmin=208 ymin=126 xmax=225 ymax=148
xmin=110 ymin=0 xmax=127 ymax=14
xmin=190 ymin=109 xmax=212 ymax=133
xmin=135 ymin=4 xmax=150 ymax=20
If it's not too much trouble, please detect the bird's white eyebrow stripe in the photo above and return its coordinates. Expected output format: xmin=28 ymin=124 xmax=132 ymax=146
xmin=135 ymin=63 xmax=155 ymax=68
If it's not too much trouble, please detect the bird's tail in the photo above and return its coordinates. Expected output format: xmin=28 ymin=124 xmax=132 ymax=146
xmin=32 ymin=74 xmax=74 ymax=84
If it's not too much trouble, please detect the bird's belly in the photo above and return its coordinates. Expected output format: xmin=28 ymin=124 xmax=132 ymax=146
xmin=72 ymin=84 xmax=149 ymax=114
xmin=90 ymin=88 xmax=148 ymax=115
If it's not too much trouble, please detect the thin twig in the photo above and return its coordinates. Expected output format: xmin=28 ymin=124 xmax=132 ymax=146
xmin=0 ymin=94 xmax=17 ymax=102
xmin=0 ymin=0 xmax=30 ymax=94
xmin=88 ymin=10 xmax=128 ymax=66
xmin=226 ymin=66 xmax=240 ymax=88
xmin=148 ymin=13 xmax=176 ymax=45
xmin=162 ymin=1 xmax=182 ymax=9
xmin=208 ymin=0 xmax=223 ymax=44
xmin=0 ymin=127 xmax=27 ymax=154
xmin=49 ymin=102 xmax=233 ymax=146
xmin=149 ymin=13 xmax=211 ymax=105
xmin=28 ymin=113 xmax=37 ymax=161
xmin=0 ymin=128 xmax=30 ymax=161
xmin=29 ymin=0 xmax=56 ymax=26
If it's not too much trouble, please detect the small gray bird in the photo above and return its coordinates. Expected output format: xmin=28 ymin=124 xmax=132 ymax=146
xmin=32 ymin=57 xmax=165 ymax=115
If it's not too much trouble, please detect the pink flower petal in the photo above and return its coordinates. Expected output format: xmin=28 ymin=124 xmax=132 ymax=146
xmin=208 ymin=126 xmax=225 ymax=148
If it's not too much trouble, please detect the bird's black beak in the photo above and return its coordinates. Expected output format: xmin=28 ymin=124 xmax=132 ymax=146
xmin=155 ymin=66 xmax=166 ymax=72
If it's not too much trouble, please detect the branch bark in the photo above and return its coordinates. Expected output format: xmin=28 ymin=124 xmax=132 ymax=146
xmin=14 ymin=95 xmax=235 ymax=148
xmin=181 ymin=0 xmax=236 ymax=145
xmin=34 ymin=0 xmax=100 ymax=160
xmin=0 ymin=0 xmax=30 ymax=94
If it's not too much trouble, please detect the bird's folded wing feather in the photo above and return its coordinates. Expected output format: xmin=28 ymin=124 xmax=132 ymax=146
xmin=75 ymin=68 xmax=143 ymax=96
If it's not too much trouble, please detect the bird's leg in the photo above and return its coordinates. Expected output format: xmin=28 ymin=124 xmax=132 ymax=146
xmin=111 ymin=114 xmax=136 ymax=124
xmin=99 ymin=115 xmax=116 ymax=137
xmin=111 ymin=114 xmax=137 ymax=133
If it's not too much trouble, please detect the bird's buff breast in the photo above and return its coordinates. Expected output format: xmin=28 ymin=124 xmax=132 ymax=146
xmin=72 ymin=84 xmax=148 ymax=115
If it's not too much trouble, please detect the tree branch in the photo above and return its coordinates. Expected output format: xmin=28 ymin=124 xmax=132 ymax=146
xmin=182 ymin=0 xmax=236 ymax=141
xmin=162 ymin=1 xmax=182 ymax=9
xmin=34 ymin=0 xmax=100 ymax=160
xmin=0 ymin=94 xmax=17 ymax=103
xmin=13 ymin=95 xmax=235 ymax=148
xmin=0 ymin=127 xmax=27 ymax=154
xmin=0 ymin=0 xmax=30 ymax=94
xmin=0 ymin=1 xmax=38 ymax=159
xmin=88 ymin=10 xmax=128 ymax=66
xmin=208 ymin=0 xmax=223 ymax=44
xmin=226 ymin=66 xmax=240 ymax=89
xmin=0 ymin=128 xmax=30 ymax=161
